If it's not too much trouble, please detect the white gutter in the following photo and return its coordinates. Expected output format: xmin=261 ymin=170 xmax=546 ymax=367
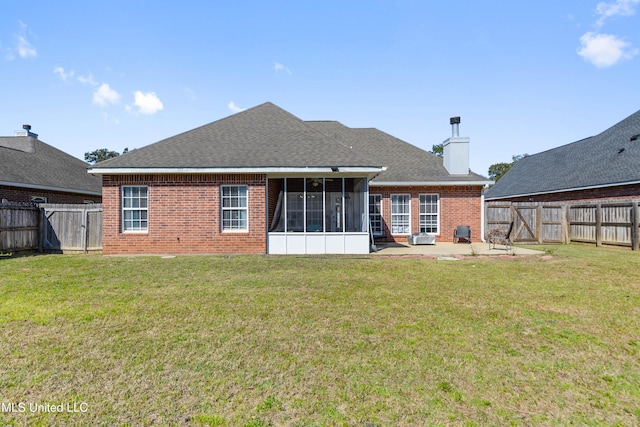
xmin=484 ymin=179 xmax=640 ymax=201
xmin=371 ymin=180 xmax=493 ymax=187
xmin=87 ymin=166 xmax=384 ymax=175
xmin=0 ymin=180 xmax=102 ymax=196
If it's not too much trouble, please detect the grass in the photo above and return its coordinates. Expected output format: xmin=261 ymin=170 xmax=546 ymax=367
xmin=0 ymin=245 xmax=638 ymax=426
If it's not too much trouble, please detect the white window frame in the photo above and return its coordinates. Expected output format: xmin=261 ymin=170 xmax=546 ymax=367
xmin=122 ymin=186 xmax=148 ymax=233
xmin=221 ymin=185 xmax=248 ymax=232
xmin=369 ymin=194 xmax=383 ymax=236
xmin=419 ymin=194 xmax=440 ymax=234
xmin=390 ymin=194 xmax=411 ymax=235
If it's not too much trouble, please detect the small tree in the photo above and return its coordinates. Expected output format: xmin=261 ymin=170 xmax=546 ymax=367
xmin=84 ymin=147 xmax=129 ymax=164
xmin=430 ymin=143 xmax=443 ymax=157
xmin=487 ymin=154 xmax=528 ymax=183
xmin=488 ymin=162 xmax=512 ymax=182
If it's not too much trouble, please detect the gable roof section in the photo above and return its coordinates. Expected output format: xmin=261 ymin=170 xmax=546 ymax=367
xmin=91 ymin=103 xmax=382 ymax=173
xmin=306 ymin=120 xmax=491 ymax=185
xmin=485 ymin=109 xmax=640 ymax=200
xmin=89 ymin=101 xmax=491 ymax=185
xmin=0 ymin=136 xmax=102 ymax=195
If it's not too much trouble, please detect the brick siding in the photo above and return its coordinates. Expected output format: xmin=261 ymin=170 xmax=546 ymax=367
xmin=370 ymin=185 xmax=485 ymax=243
xmin=102 ymin=174 xmax=267 ymax=255
xmin=102 ymin=175 xmax=485 ymax=254
xmin=0 ymin=185 xmax=101 ymax=204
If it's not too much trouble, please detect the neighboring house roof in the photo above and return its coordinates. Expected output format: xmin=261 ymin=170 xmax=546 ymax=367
xmin=89 ymin=102 xmax=491 ymax=185
xmin=485 ymin=109 xmax=640 ymax=200
xmin=306 ymin=120 xmax=490 ymax=185
xmin=0 ymin=135 xmax=102 ymax=196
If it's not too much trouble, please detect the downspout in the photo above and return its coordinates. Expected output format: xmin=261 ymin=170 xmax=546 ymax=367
xmin=265 ymin=178 xmax=270 ymax=254
xmin=481 ymin=191 xmax=486 ymax=242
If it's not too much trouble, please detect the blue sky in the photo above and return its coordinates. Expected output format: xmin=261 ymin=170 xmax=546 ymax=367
xmin=1 ymin=0 xmax=639 ymax=176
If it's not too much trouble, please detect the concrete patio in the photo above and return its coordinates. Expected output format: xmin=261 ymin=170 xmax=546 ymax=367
xmin=371 ymin=241 xmax=544 ymax=258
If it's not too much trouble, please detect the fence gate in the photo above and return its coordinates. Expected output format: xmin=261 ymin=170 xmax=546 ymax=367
xmin=40 ymin=204 xmax=102 ymax=253
xmin=512 ymin=206 xmax=538 ymax=243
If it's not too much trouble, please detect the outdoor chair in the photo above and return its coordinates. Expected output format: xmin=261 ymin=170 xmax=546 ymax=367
xmin=453 ymin=225 xmax=471 ymax=244
xmin=487 ymin=222 xmax=514 ymax=250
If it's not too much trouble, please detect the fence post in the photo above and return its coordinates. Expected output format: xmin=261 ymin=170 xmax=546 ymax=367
xmin=38 ymin=206 xmax=43 ymax=253
xmin=632 ymin=202 xmax=639 ymax=251
xmin=562 ymin=203 xmax=569 ymax=243
xmin=595 ymin=204 xmax=602 ymax=247
xmin=537 ymin=203 xmax=543 ymax=244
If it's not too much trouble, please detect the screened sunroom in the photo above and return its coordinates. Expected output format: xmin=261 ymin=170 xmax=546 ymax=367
xmin=267 ymin=176 xmax=371 ymax=254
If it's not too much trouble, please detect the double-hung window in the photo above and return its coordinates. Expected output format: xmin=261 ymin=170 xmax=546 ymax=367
xmin=122 ymin=186 xmax=148 ymax=232
xmin=390 ymin=194 xmax=410 ymax=234
xmin=419 ymin=194 xmax=439 ymax=234
xmin=369 ymin=194 xmax=383 ymax=236
xmin=221 ymin=185 xmax=248 ymax=231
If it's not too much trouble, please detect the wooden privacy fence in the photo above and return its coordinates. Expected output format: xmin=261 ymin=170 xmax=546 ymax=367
xmin=485 ymin=201 xmax=640 ymax=250
xmin=0 ymin=202 xmax=40 ymax=252
xmin=0 ymin=202 xmax=102 ymax=253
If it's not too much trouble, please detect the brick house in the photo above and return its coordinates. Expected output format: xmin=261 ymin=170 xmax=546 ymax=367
xmin=485 ymin=109 xmax=640 ymax=204
xmin=89 ymin=103 xmax=491 ymax=255
xmin=1 ymin=126 xmax=102 ymax=204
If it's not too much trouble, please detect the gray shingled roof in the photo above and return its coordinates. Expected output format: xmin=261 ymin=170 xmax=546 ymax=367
xmin=93 ymin=102 xmax=491 ymax=185
xmin=95 ymin=102 xmax=380 ymax=169
xmin=0 ymin=136 xmax=102 ymax=195
xmin=485 ymin=109 xmax=640 ymax=200
xmin=306 ymin=121 xmax=490 ymax=184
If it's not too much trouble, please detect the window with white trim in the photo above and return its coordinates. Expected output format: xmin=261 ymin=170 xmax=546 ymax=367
xmin=390 ymin=194 xmax=410 ymax=234
xmin=419 ymin=194 xmax=439 ymax=234
xmin=369 ymin=194 xmax=383 ymax=236
xmin=221 ymin=185 xmax=248 ymax=231
xmin=122 ymin=186 xmax=148 ymax=232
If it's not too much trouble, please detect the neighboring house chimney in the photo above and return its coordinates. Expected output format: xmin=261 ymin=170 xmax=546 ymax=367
xmin=442 ymin=116 xmax=470 ymax=175
xmin=15 ymin=124 xmax=39 ymax=139
xmin=2 ymin=124 xmax=37 ymax=153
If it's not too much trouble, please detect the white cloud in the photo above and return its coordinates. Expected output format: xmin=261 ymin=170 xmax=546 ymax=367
xmin=595 ymin=0 xmax=640 ymax=28
xmin=578 ymin=0 xmax=639 ymax=67
xmin=274 ymin=62 xmax=292 ymax=75
xmin=78 ymin=73 xmax=98 ymax=86
xmin=93 ymin=83 xmax=121 ymax=106
xmin=577 ymin=32 xmax=639 ymax=67
xmin=228 ymin=101 xmax=245 ymax=113
xmin=131 ymin=91 xmax=163 ymax=115
xmin=53 ymin=66 xmax=74 ymax=82
xmin=16 ymin=35 xmax=36 ymax=58
xmin=6 ymin=20 xmax=37 ymax=60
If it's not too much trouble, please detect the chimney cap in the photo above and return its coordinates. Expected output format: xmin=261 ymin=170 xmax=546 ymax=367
xmin=23 ymin=124 xmax=32 ymax=130
xmin=449 ymin=116 xmax=461 ymax=125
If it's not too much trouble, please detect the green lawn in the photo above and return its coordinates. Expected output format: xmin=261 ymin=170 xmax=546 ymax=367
xmin=0 ymin=245 xmax=638 ymax=426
